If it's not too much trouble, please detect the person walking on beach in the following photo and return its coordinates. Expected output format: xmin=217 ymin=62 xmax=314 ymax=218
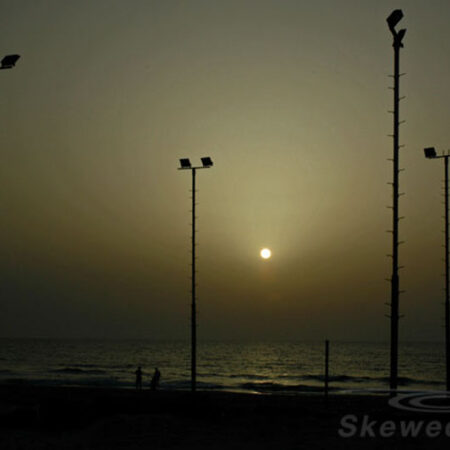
xmin=150 ymin=367 xmax=161 ymax=391
xmin=135 ymin=366 xmax=143 ymax=390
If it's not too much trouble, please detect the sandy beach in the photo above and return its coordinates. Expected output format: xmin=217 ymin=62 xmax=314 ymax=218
xmin=1 ymin=384 xmax=449 ymax=449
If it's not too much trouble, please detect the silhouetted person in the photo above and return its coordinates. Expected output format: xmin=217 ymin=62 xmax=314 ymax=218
xmin=135 ymin=366 xmax=142 ymax=390
xmin=150 ymin=367 xmax=161 ymax=391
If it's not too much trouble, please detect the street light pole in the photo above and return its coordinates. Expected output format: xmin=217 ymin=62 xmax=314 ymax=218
xmin=446 ymin=156 xmax=449 ymax=392
xmin=424 ymin=147 xmax=450 ymax=391
xmin=191 ymin=167 xmax=197 ymax=392
xmin=390 ymin=29 xmax=401 ymax=395
xmin=178 ymin=157 xmax=213 ymax=392
xmin=386 ymin=9 xmax=406 ymax=394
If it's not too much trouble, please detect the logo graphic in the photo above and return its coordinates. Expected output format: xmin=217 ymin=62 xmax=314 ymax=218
xmin=389 ymin=392 xmax=450 ymax=413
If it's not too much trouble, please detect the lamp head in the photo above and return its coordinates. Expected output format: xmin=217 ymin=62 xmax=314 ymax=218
xmin=179 ymin=158 xmax=192 ymax=169
xmin=424 ymin=147 xmax=437 ymax=159
xmin=1 ymin=54 xmax=20 ymax=69
xmin=201 ymin=157 xmax=213 ymax=168
xmin=387 ymin=9 xmax=403 ymax=33
xmin=394 ymin=28 xmax=406 ymax=46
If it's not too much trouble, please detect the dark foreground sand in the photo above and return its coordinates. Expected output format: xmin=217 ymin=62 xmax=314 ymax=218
xmin=0 ymin=385 xmax=449 ymax=449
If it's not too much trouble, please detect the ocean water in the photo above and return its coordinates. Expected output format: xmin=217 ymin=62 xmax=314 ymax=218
xmin=0 ymin=339 xmax=446 ymax=394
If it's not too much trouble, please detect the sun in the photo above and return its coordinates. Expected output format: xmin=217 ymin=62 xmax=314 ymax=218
xmin=260 ymin=248 xmax=272 ymax=259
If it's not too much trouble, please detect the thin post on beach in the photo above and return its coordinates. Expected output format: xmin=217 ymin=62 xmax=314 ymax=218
xmin=325 ymin=339 xmax=330 ymax=401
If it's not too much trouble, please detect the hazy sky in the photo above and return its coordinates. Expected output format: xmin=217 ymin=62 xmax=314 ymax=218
xmin=1 ymin=0 xmax=450 ymax=341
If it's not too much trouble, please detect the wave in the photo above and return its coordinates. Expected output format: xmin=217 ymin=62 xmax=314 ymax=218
xmin=52 ymin=363 xmax=135 ymax=371
xmin=238 ymin=382 xmax=327 ymax=393
xmin=228 ymin=374 xmax=269 ymax=380
xmin=1 ymin=376 xmax=132 ymax=388
xmin=49 ymin=368 xmax=107 ymax=375
xmin=64 ymin=363 xmax=98 ymax=368
xmin=107 ymin=364 xmax=135 ymax=369
xmin=1 ymin=373 xmax=444 ymax=394
xmin=1 ymin=368 xmax=444 ymax=393
xmin=162 ymin=380 xmax=225 ymax=390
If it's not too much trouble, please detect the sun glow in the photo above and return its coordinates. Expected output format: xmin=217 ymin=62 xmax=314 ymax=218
xmin=260 ymin=248 xmax=272 ymax=259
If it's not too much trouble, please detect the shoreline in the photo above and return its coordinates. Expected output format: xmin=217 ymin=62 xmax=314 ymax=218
xmin=0 ymin=378 xmax=444 ymax=396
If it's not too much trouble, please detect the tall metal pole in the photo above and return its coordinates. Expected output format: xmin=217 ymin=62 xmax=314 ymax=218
xmin=445 ymin=157 xmax=450 ymax=391
xmin=424 ymin=148 xmax=450 ymax=390
xmin=178 ymin=157 xmax=213 ymax=393
xmin=324 ymin=339 xmax=329 ymax=401
xmin=389 ymin=36 xmax=401 ymax=393
xmin=191 ymin=168 xmax=197 ymax=392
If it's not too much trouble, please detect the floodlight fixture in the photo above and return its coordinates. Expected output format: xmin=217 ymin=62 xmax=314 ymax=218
xmin=424 ymin=147 xmax=437 ymax=159
xmin=0 ymin=54 xmax=20 ymax=70
xmin=179 ymin=158 xmax=191 ymax=169
xmin=387 ymin=9 xmax=403 ymax=33
xmin=394 ymin=29 xmax=406 ymax=47
xmin=396 ymin=29 xmax=406 ymax=41
xmin=201 ymin=157 xmax=213 ymax=168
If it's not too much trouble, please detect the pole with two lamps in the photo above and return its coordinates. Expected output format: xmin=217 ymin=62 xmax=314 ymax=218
xmin=386 ymin=9 xmax=406 ymax=394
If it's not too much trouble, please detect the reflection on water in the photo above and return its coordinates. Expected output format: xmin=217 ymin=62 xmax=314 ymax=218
xmin=0 ymin=339 xmax=445 ymax=393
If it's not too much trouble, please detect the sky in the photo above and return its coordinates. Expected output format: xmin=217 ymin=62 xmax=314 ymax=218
xmin=1 ymin=0 xmax=450 ymax=341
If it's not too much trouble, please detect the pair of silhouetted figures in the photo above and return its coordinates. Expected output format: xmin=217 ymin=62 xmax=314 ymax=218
xmin=135 ymin=366 xmax=160 ymax=390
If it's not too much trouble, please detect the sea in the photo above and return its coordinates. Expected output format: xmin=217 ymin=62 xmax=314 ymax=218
xmin=0 ymin=340 xmax=446 ymax=394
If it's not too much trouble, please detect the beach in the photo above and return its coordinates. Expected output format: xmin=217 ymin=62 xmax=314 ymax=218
xmin=1 ymin=385 xmax=449 ymax=449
